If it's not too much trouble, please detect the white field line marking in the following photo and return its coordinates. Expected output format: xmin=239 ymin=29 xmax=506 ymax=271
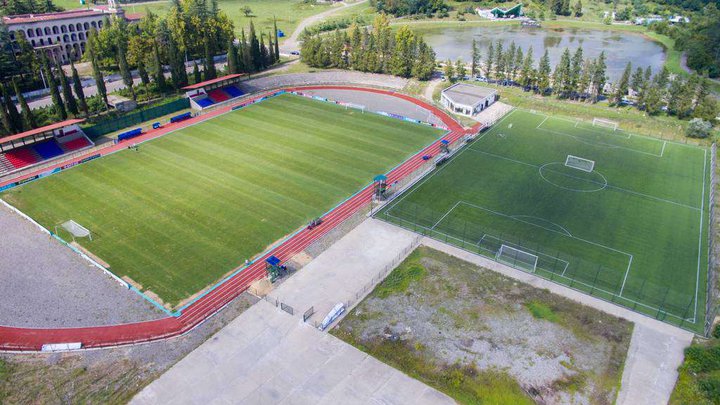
xmin=694 ymin=148 xmax=708 ymax=322
xmin=619 ymin=255 xmax=635 ymax=296
xmin=382 ymin=212 xmax=694 ymax=323
xmin=431 ymin=201 xmax=461 ymax=230
xmin=536 ymin=115 xmax=549 ymax=129
xmin=467 ymin=148 xmax=702 ymax=212
xmin=660 ymin=141 xmax=667 ymax=157
xmin=510 ymin=215 xmax=573 ymax=236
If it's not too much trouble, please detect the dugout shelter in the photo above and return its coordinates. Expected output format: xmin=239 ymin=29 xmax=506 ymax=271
xmin=183 ymin=74 xmax=247 ymax=110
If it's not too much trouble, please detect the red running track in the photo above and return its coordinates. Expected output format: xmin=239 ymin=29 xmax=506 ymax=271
xmin=0 ymin=86 xmax=481 ymax=351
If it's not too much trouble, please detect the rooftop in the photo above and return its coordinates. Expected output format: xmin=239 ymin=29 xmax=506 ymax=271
xmin=181 ymin=74 xmax=245 ymax=90
xmin=3 ymin=9 xmax=106 ymax=25
xmin=441 ymin=83 xmax=497 ymax=106
xmin=0 ymin=119 xmax=85 ymax=144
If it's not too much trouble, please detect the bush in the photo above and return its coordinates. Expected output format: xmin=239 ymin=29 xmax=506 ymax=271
xmin=686 ymin=118 xmax=713 ymax=138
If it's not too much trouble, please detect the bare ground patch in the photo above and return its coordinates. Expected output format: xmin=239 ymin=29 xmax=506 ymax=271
xmin=331 ymin=246 xmax=633 ymax=404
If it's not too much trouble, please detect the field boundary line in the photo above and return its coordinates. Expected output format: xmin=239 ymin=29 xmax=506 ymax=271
xmin=431 ymin=201 xmax=461 ymax=230
xmin=694 ymin=148 xmax=708 ymax=321
xmin=618 ymin=255 xmax=635 ymax=297
xmin=535 ymin=126 xmax=664 ymax=158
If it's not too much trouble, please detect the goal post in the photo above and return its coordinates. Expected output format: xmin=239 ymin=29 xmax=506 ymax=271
xmin=592 ymin=118 xmax=618 ymax=131
xmin=496 ymin=244 xmax=538 ymax=272
xmin=59 ymin=220 xmax=92 ymax=241
xmin=565 ymin=155 xmax=595 ymax=172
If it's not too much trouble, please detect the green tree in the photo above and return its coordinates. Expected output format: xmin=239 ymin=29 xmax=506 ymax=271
xmin=42 ymin=55 xmax=67 ymax=120
xmin=631 ymin=67 xmax=645 ymax=92
xmin=485 ymin=41 xmax=494 ymax=78
xmin=0 ymin=87 xmax=12 ymax=134
xmin=248 ymin=21 xmax=262 ymax=72
xmin=13 ymin=78 xmax=35 ymax=130
xmin=519 ymin=46 xmax=534 ymax=87
xmin=553 ymin=48 xmax=572 ymax=97
xmin=470 ymin=39 xmax=480 ymax=78
xmin=138 ymin=59 xmax=150 ymax=86
xmin=273 ymin=17 xmax=280 ymax=63
xmin=227 ymin=37 xmax=238 ymax=74
xmin=443 ymin=59 xmax=455 ymax=81
xmin=590 ymin=51 xmax=607 ymax=102
xmin=537 ymin=49 xmax=552 ymax=94
xmin=456 ymin=58 xmax=466 ymax=79
xmin=86 ymin=29 xmax=108 ymax=107
xmin=2 ymin=82 xmax=23 ymax=133
xmin=70 ymin=59 xmax=89 ymax=118
xmin=494 ymin=40 xmax=504 ymax=80
xmin=686 ymin=118 xmax=713 ymax=138
xmin=117 ymin=45 xmax=135 ymax=100
xmin=193 ymin=62 xmax=201 ymax=83
xmin=694 ymin=95 xmax=719 ymax=123
xmin=412 ymin=39 xmax=435 ymax=81
xmin=613 ymin=61 xmax=632 ymax=105
xmin=204 ymin=38 xmax=217 ymax=80
xmin=57 ymin=62 xmax=78 ymax=116
xmin=569 ymin=47 xmax=584 ymax=97
xmin=389 ymin=25 xmax=415 ymax=78
xmin=152 ymin=45 xmax=168 ymax=93
xmin=573 ymin=0 xmax=583 ymax=17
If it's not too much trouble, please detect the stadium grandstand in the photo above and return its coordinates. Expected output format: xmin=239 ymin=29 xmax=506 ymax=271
xmin=0 ymin=119 xmax=93 ymax=176
xmin=183 ymin=73 xmax=246 ymax=110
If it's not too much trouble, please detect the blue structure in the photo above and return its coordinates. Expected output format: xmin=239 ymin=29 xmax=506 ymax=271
xmin=117 ymin=128 xmax=143 ymax=142
xmin=170 ymin=112 xmax=192 ymax=123
xmin=265 ymin=255 xmax=287 ymax=282
xmin=277 ymin=30 xmax=285 ymax=37
xmin=440 ymin=139 xmax=450 ymax=154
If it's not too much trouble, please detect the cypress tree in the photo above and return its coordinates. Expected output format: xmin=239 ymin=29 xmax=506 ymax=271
xmin=87 ymin=30 xmax=108 ymax=107
xmin=485 ymin=42 xmax=494 ymax=78
xmin=0 ymin=84 xmax=13 ymax=134
xmin=613 ymin=61 xmax=632 ymax=105
xmin=152 ymin=45 xmax=167 ymax=93
xmin=204 ymin=39 xmax=217 ymax=80
xmin=2 ymin=82 xmax=22 ymax=133
xmin=193 ymin=61 xmax=201 ymax=83
xmin=42 ymin=55 xmax=67 ymax=120
xmin=13 ymin=78 xmax=35 ymax=129
xmin=58 ymin=63 xmax=78 ymax=116
xmin=248 ymin=21 xmax=262 ymax=72
xmin=117 ymin=45 xmax=135 ymax=100
xmin=227 ymin=37 xmax=238 ymax=74
xmin=537 ymin=49 xmax=552 ymax=94
xmin=273 ymin=17 xmax=280 ymax=63
xmin=70 ymin=59 xmax=88 ymax=118
xmin=471 ymin=39 xmax=480 ymax=78
xmin=259 ymin=34 xmax=268 ymax=70
xmin=267 ymin=31 xmax=275 ymax=66
xmin=138 ymin=59 xmax=150 ymax=86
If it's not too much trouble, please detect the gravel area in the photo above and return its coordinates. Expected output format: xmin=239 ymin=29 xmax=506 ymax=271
xmin=239 ymin=71 xmax=409 ymax=93
xmin=0 ymin=202 xmax=163 ymax=328
xmin=294 ymin=88 xmax=446 ymax=127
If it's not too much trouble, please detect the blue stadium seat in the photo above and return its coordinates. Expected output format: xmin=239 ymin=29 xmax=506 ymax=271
xmin=223 ymin=86 xmax=244 ymax=98
xmin=196 ymin=97 xmax=215 ymax=108
xmin=32 ymin=140 xmax=65 ymax=160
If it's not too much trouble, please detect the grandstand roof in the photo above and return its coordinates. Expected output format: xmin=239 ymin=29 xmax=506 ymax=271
xmin=182 ymin=74 xmax=245 ymax=90
xmin=0 ymin=119 xmax=85 ymax=144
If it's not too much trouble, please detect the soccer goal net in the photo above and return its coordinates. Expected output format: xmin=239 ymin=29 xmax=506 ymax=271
xmin=592 ymin=118 xmax=618 ymax=131
xmin=565 ymin=155 xmax=595 ymax=172
xmin=60 ymin=220 xmax=92 ymax=241
xmin=343 ymin=103 xmax=366 ymax=113
xmin=496 ymin=244 xmax=538 ymax=272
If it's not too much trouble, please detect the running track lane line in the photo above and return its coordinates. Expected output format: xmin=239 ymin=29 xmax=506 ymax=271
xmin=0 ymin=86 xmax=475 ymax=351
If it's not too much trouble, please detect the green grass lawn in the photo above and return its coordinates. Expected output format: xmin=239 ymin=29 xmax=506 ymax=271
xmin=2 ymin=94 xmax=443 ymax=306
xmin=378 ymin=109 xmax=709 ymax=331
xmin=127 ymin=0 xmax=334 ymax=41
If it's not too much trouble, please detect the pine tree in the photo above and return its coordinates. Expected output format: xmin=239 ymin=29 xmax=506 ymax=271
xmin=57 ymin=62 xmax=78 ymax=116
xmin=443 ymin=59 xmax=455 ymax=81
xmin=494 ymin=40 xmax=504 ymax=80
xmin=569 ymin=47 xmax=584 ymax=97
xmin=694 ymin=95 xmax=719 ymax=122
xmin=537 ymin=50 xmax=552 ymax=94
xmin=13 ymin=78 xmax=35 ymax=130
xmin=87 ymin=30 xmax=108 ymax=107
xmin=519 ymin=46 xmax=534 ymax=88
xmin=240 ymin=28 xmax=252 ymax=73
xmin=553 ymin=48 xmax=572 ymax=98
xmin=248 ymin=21 xmax=262 ymax=72
xmin=631 ymin=67 xmax=644 ymax=93
xmin=2 ymin=82 xmax=23 ymax=133
xmin=259 ymin=34 xmax=268 ymax=70
xmin=590 ymin=51 xmax=607 ymax=102
xmin=456 ymin=58 xmax=466 ymax=79
xmin=613 ymin=61 xmax=632 ymax=105
xmin=411 ymin=40 xmax=435 ymax=81
xmin=42 ymin=55 xmax=67 ymax=120
xmin=70 ymin=59 xmax=88 ymax=118
xmin=484 ymin=42 xmax=494 ymax=78
xmin=389 ymin=25 xmax=415 ymax=78
xmin=117 ymin=45 xmax=135 ymax=100
xmin=470 ymin=39 xmax=480 ymax=78
xmin=512 ymin=47 xmax=523 ymax=81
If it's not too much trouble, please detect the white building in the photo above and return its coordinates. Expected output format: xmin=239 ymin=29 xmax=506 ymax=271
xmin=2 ymin=0 xmax=140 ymax=64
xmin=440 ymin=83 xmax=498 ymax=117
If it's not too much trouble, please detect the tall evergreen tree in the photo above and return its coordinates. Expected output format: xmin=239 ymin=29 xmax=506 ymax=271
xmin=470 ymin=39 xmax=480 ymax=78
xmin=613 ymin=61 xmax=632 ymax=105
xmin=152 ymin=45 xmax=168 ymax=93
xmin=411 ymin=39 xmax=435 ymax=81
xmin=389 ymin=25 xmax=415 ymax=78
xmin=273 ymin=17 xmax=280 ymax=63
xmin=248 ymin=21 xmax=262 ymax=72
xmin=569 ymin=47 xmax=584 ymax=97
xmin=227 ymin=37 xmax=238 ymax=74
xmin=86 ymin=30 xmax=108 ymax=107
xmin=494 ymin=40 xmax=504 ymax=80
xmin=70 ymin=59 xmax=88 ymax=118
xmin=138 ymin=59 xmax=150 ymax=86
xmin=2 ymin=82 xmax=22 ymax=133
xmin=57 ymin=62 xmax=78 ymax=116
xmin=537 ymin=49 xmax=552 ymax=94
xmin=117 ymin=45 xmax=135 ymax=100
xmin=590 ymin=51 xmax=607 ymax=102
xmin=519 ymin=46 xmax=534 ymax=88
xmin=204 ymin=38 xmax=217 ymax=80
xmin=0 ymin=84 xmax=13 ymax=134
xmin=259 ymin=34 xmax=268 ymax=70
xmin=631 ymin=66 xmax=645 ymax=92
xmin=13 ymin=78 xmax=35 ymax=130
xmin=553 ymin=48 xmax=572 ymax=97
xmin=193 ymin=61 xmax=201 ymax=83
xmin=42 ymin=55 xmax=67 ymax=120
xmin=485 ymin=42 xmax=494 ymax=78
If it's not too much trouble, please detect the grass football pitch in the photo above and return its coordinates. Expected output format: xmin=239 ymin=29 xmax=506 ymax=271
xmin=379 ymin=109 xmax=710 ymax=331
xmin=2 ymin=94 xmax=444 ymax=307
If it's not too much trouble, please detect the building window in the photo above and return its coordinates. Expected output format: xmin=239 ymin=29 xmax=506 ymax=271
xmin=71 ymin=33 xmax=77 ymax=41
xmin=31 ymin=39 xmax=36 ymax=46
xmin=63 ymin=34 xmax=69 ymax=42
xmin=78 ymin=32 xmax=85 ymax=40
xmin=91 ymin=21 xmax=97 ymax=28
xmin=61 ymin=25 xmax=67 ymax=33
xmin=83 ymin=22 xmax=89 ymax=30
xmin=44 ymin=27 xmax=50 ymax=35
xmin=39 ymin=39 xmax=44 ymax=45
xmin=52 ymin=26 xmax=59 ymax=34
xmin=9 ymin=31 xmax=15 ymax=40
xmin=35 ymin=28 xmax=42 ymax=37
xmin=76 ymin=23 xmax=82 ymax=31
xmin=69 ymin=25 xmax=75 ymax=32
xmin=98 ymin=21 xmax=103 ymax=28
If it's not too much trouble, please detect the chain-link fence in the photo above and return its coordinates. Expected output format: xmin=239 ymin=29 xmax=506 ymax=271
xmin=705 ymin=142 xmax=718 ymax=336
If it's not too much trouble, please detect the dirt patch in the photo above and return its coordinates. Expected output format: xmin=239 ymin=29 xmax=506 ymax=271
xmin=332 ymin=246 xmax=633 ymax=405
xmin=289 ymin=251 xmax=314 ymax=268
xmin=70 ymin=241 xmax=111 ymax=269
xmin=248 ymin=278 xmax=273 ymax=297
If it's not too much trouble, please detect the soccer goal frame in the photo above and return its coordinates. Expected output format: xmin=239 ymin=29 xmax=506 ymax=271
xmin=496 ymin=244 xmax=539 ymax=272
xmin=565 ymin=155 xmax=595 ymax=172
xmin=592 ymin=118 xmax=619 ymax=131
xmin=57 ymin=220 xmax=92 ymax=242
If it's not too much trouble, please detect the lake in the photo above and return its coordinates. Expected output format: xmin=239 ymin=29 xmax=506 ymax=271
xmin=421 ymin=24 xmax=666 ymax=81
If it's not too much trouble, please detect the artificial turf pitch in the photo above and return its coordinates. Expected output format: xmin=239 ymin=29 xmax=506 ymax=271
xmin=2 ymin=94 xmax=444 ymax=306
xmin=379 ymin=109 xmax=710 ymax=331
